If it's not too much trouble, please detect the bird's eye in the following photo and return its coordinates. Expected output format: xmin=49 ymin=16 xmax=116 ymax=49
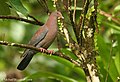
xmin=57 ymin=12 xmax=59 ymax=15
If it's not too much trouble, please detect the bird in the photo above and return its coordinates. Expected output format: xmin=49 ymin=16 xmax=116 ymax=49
xmin=17 ymin=11 xmax=64 ymax=70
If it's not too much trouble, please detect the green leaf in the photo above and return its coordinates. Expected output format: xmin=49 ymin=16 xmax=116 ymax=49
xmin=114 ymin=5 xmax=120 ymax=12
xmin=97 ymin=34 xmax=119 ymax=82
xmin=67 ymin=24 xmax=78 ymax=43
xmin=114 ymin=34 xmax=120 ymax=75
xmin=20 ymin=71 xmax=78 ymax=82
xmin=103 ymin=22 xmax=120 ymax=31
xmin=63 ymin=13 xmax=78 ymax=43
xmin=97 ymin=34 xmax=110 ymax=64
xmin=117 ymin=34 xmax=120 ymax=53
xmin=9 ymin=0 xmax=28 ymax=15
xmin=60 ymin=48 xmax=78 ymax=60
xmin=114 ymin=53 xmax=120 ymax=75
xmin=0 ymin=0 xmax=10 ymax=15
xmin=96 ymin=56 xmax=113 ymax=82
xmin=48 ymin=55 xmax=85 ymax=79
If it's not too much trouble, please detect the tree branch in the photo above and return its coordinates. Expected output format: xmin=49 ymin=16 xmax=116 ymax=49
xmin=0 ymin=40 xmax=81 ymax=67
xmin=0 ymin=15 xmax=44 ymax=26
xmin=99 ymin=10 xmax=120 ymax=25
xmin=28 ymin=14 xmax=41 ymax=23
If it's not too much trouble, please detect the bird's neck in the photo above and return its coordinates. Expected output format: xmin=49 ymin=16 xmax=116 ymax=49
xmin=45 ymin=15 xmax=57 ymax=27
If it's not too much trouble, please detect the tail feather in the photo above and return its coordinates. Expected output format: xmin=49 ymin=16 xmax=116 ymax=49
xmin=17 ymin=50 xmax=36 ymax=70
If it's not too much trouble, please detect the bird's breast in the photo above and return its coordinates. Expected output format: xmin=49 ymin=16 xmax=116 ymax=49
xmin=40 ymin=26 xmax=57 ymax=49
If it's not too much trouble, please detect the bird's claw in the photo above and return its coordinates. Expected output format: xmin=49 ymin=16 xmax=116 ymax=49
xmin=39 ymin=48 xmax=46 ymax=53
xmin=47 ymin=50 xmax=54 ymax=54
xmin=39 ymin=48 xmax=54 ymax=54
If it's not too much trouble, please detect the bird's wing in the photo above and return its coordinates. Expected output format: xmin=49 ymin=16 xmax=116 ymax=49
xmin=29 ymin=27 xmax=48 ymax=46
xmin=21 ymin=27 xmax=48 ymax=58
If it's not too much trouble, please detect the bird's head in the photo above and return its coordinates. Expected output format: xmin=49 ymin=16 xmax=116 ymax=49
xmin=51 ymin=11 xmax=64 ymax=19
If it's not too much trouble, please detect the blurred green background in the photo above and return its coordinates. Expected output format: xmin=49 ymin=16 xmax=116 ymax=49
xmin=0 ymin=0 xmax=120 ymax=82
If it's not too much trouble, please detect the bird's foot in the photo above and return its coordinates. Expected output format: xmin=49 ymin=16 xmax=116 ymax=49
xmin=39 ymin=48 xmax=54 ymax=54
xmin=47 ymin=50 xmax=54 ymax=54
xmin=39 ymin=48 xmax=46 ymax=53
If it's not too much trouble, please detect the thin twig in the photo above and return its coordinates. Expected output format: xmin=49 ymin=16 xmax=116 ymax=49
xmin=0 ymin=15 xmax=44 ymax=26
xmin=28 ymin=14 xmax=40 ymax=23
xmin=99 ymin=10 xmax=120 ymax=25
xmin=78 ymin=0 xmax=90 ymax=45
xmin=0 ymin=40 xmax=81 ymax=67
xmin=94 ymin=0 xmax=99 ymax=33
xmin=73 ymin=0 xmax=76 ymax=23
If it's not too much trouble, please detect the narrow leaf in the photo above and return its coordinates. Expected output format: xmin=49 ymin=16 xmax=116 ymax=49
xmin=114 ymin=5 xmax=120 ymax=12
xmin=49 ymin=55 xmax=85 ymax=79
xmin=0 ymin=1 xmax=10 ymax=15
xmin=103 ymin=22 xmax=120 ymax=31
xmin=20 ymin=71 xmax=78 ymax=82
xmin=9 ymin=0 xmax=28 ymax=15
xmin=61 ymin=48 xmax=78 ymax=60
xmin=97 ymin=34 xmax=119 ymax=81
xmin=63 ymin=13 xmax=78 ymax=43
xmin=114 ymin=34 xmax=120 ymax=75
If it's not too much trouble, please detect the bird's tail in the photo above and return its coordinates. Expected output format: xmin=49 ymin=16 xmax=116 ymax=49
xmin=17 ymin=50 xmax=36 ymax=70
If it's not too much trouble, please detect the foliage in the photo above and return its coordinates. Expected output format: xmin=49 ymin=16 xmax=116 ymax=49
xmin=0 ymin=0 xmax=120 ymax=82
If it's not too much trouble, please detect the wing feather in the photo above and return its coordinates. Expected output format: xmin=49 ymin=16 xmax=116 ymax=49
xmin=21 ymin=27 xmax=48 ymax=57
xmin=29 ymin=27 xmax=48 ymax=46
